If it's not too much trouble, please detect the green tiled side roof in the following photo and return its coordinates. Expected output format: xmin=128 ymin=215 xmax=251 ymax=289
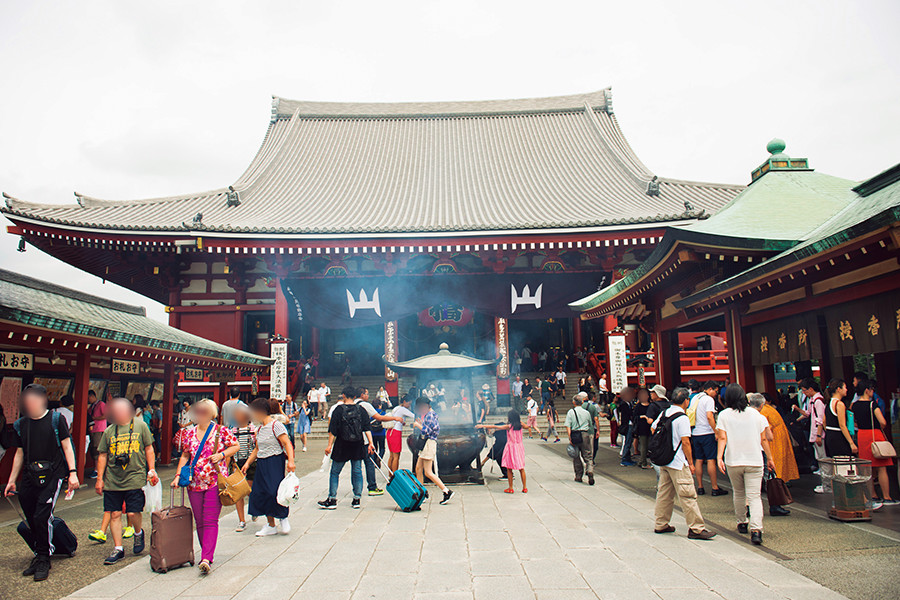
xmin=676 ymin=163 xmax=900 ymax=307
xmin=569 ymin=168 xmax=864 ymax=314
xmin=0 ymin=269 xmax=271 ymax=367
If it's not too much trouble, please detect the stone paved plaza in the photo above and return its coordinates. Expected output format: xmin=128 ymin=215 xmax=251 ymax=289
xmin=64 ymin=441 xmax=847 ymax=600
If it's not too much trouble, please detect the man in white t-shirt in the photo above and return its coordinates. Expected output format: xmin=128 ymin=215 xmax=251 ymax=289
xmin=220 ymin=387 xmax=246 ymax=428
xmin=525 ymin=395 xmax=541 ymax=438
xmin=555 ymin=369 xmax=566 ymax=389
xmin=56 ymin=395 xmax=75 ymax=432
xmin=307 ymin=386 xmax=318 ymax=419
xmin=316 ymin=383 xmax=331 ymax=421
xmin=386 ymin=397 xmax=416 ymax=473
xmin=691 ymin=381 xmax=725 ymax=496
xmin=354 ymin=387 xmax=402 ymax=496
xmin=651 ymin=387 xmax=716 ymax=540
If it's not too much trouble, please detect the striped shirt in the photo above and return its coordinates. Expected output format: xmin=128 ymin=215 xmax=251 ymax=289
xmin=256 ymin=420 xmax=288 ymax=459
xmin=232 ymin=426 xmax=255 ymax=461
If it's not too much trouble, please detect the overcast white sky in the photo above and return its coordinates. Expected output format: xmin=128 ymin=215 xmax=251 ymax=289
xmin=1 ymin=1 xmax=898 ymax=324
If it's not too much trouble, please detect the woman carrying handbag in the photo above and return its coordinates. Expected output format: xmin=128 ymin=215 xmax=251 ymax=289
xmin=242 ymin=398 xmax=296 ymax=536
xmin=851 ymin=378 xmax=897 ymax=509
xmin=170 ymin=399 xmax=239 ymax=574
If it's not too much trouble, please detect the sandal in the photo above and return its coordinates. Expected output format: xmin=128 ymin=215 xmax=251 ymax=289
xmin=522 ymin=488 xmax=528 ymax=493
xmin=504 ymin=488 xmax=515 ymax=494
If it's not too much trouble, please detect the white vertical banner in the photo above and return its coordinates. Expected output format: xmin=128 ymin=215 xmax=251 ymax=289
xmin=270 ymin=341 xmax=288 ymax=400
xmin=607 ymin=334 xmax=628 ymax=393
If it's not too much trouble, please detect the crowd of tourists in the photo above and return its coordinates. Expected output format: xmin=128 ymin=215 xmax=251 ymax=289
xmin=3 ymin=363 xmax=896 ymax=584
xmin=568 ymin=371 xmax=896 ymax=547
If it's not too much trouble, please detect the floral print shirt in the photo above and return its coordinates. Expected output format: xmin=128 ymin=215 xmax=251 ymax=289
xmin=182 ymin=424 xmax=237 ymax=491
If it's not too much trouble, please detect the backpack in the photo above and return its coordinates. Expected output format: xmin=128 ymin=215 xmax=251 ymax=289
xmin=686 ymin=395 xmax=699 ymax=427
xmin=339 ymin=404 xmax=364 ymax=443
xmin=648 ymin=411 xmax=687 ymax=467
xmin=14 ymin=412 xmax=63 ymax=451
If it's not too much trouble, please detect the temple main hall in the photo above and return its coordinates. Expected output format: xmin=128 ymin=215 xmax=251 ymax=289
xmin=2 ymin=89 xmax=742 ymax=402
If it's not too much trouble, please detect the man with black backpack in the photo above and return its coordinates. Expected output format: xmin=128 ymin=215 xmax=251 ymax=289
xmin=4 ymin=384 xmax=80 ymax=581
xmin=649 ymin=387 xmax=716 ymax=540
xmin=318 ymin=387 xmax=374 ymax=510
xmin=355 ymin=387 xmax=402 ymax=497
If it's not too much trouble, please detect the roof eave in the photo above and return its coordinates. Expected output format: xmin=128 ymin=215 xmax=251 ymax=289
xmin=569 ymin=229 xmax=795 ymax=314
xmin=673 ymin=206 xmax=900 ymax=310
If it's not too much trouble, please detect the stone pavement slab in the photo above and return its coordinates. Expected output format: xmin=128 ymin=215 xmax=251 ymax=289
xmin=63 ymin=439 xmax=847 ymax=600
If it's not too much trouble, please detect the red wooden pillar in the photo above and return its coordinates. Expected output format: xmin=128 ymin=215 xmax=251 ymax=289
xmin=572 ymin=317 xmax=583 ymax=352
xmin=311 ymin=327 xmax=320 ymax=355
xmin=71 ymin=352 xmax=91 ymax=483
xmin=384 ymin=321 xmax=399 ymax=404
xmin=274 ymin=277 xmax=289 ymax=339
xmin=726 ymin=308 xmax=751 ymax=390
xmin=653 ymin=329 xmax=679 ymax=390
xmin=161 ymin=363 xmax=175 ymax=465
xmin=762 ymin=364 xmax=777 ymax=396
xmin=218 ymin=382 xmax=229 ymax=408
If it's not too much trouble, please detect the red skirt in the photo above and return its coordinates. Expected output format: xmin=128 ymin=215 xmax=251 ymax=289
xmin=857 ymin=429 xmax=894 ymax=467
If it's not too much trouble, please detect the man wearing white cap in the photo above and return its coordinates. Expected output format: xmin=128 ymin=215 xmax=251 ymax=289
xmin=644 ymin=385 xmax=670 ymax=426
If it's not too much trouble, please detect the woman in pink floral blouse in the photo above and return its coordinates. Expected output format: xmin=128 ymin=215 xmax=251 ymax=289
xmin=170 ymin=399 xmax=238 ymax=574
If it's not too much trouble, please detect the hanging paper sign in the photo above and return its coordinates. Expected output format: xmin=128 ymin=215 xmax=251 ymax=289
xmin=270 ymin=342 xmax=288 ymax=400
xmin=607 ymin=334 xmax=628 ymax=393
xmin=384 ymin=321 xmax=399 ymax=381
xmin=495 ymin=317 xmax=509 ymax=379
xmin=112 ymin=359 xmax=140 ymax=375
xmin=251 ymin=372 xmax=260 ymax=396
xmin=0 ymin=351 xmax=33 ymax=371
xmin=418 ymin=304 xmax=474 ymax=328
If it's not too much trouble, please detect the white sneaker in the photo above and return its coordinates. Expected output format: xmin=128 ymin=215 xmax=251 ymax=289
xmin=255 ymin=524 xmax=278 ymax=537
xmin=813 ymin=485 xmax=825 ymax=494
xmin=871 ymin=501 xmax=883 ymax=511
xmin=302 ymin=446 xmax=307 ymax=452
xmin=277 ymin=518 xmax=291 ymax=535
xmin=235 ymin=521 xmax=247 ymax=532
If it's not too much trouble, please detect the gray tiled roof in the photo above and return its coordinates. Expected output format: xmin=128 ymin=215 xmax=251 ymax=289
xmin=0 ymin=268 xmax=271 ymax=367
xmin=2 ymin=90 xmax=742 ymax=236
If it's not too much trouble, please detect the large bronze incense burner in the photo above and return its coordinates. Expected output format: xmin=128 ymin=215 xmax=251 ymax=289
xmin=387 ymin=342 xmax=496 ymax=485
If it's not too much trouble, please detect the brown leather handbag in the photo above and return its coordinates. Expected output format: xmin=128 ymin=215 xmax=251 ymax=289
xmin=765 ymin=474 xmax=793 ymax=507
xmin=213 ymin=427 xmax=251 ymax=506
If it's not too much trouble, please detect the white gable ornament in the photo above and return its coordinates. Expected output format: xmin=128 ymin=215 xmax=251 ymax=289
xmin=347 ymin=288 xmax=381 ymax=318
xmin=510 ymin=283 xmax=543 ymax=314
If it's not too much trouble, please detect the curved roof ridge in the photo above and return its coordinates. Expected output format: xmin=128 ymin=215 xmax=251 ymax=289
xmin=273 ymin=89 xmax=612 ymax=119
xmin=658 ymin=176 xmax=745 ymax=190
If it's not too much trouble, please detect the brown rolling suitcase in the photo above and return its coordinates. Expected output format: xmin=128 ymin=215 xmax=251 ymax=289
xmin=150 ymin=488 xmax=195 ymax=573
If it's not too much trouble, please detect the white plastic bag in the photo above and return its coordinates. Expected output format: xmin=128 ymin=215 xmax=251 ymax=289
xmin=143 ymin=481 xmax=163 ymax=513
xmin=276 ymin=473 xmax=301 ymax=507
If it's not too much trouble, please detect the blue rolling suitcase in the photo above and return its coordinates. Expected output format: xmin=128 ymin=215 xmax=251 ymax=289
xmin=370 ymin=457 xmax=428 ymax=512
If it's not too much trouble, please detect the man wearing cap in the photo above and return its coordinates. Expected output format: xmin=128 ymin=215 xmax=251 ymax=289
xmin=651 ymin=387 xmax=716 ymax=540
xmin=644 ymin=385 xmax=671 ymax=426
xmin=565 ymin=393 xmax=594 ymax=485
